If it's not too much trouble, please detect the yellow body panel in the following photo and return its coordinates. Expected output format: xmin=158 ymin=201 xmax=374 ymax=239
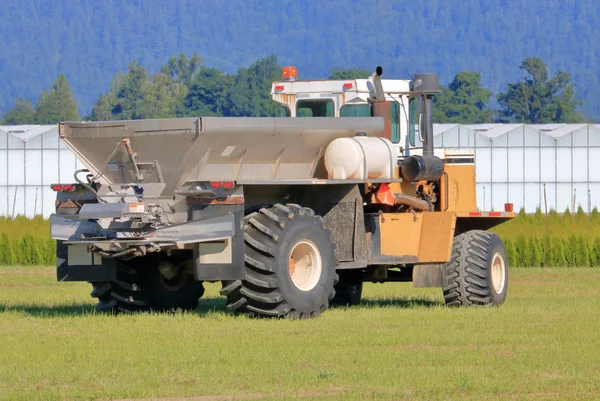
xmin=379 ymin=211 xmax=457 ymax=263
xmin=440 ymin=164 xmax=476 ymax=212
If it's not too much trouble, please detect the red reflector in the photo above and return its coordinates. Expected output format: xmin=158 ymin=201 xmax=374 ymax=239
xmin=275 ymin=85 xmax=284 ymax=91
xmin=210 ymin=182 xmax=222 ymax=189
xmin=489 ymin=212 xmax=502 ymax=217
xmin=504 ymin=203 xmax=514 ymax=212
xmin=63 ymin=184 xmax=76 ymax=192
xmin=51 ymin=184 xmax=63 ymax=191
xmin=343 ymin=82 xmax=353 ymax=89
xmin=469 ymin=212 xmax=482 ymax=216
xmin=222 ymin=181 xmax=235 ymax=189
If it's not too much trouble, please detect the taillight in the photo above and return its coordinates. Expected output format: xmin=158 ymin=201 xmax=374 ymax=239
xmin=210 ymin=181 xmax=235 ymax=189
xmin=51 ymin=184 xmax=77 ymax=192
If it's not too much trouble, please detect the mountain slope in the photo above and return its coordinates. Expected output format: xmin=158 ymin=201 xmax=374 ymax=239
xmin=0 ymin=0 xmax=597 ymax=119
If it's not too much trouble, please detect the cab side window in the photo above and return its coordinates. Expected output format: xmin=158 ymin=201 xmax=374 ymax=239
xmin=297 ymin=99 xmax=334 ymax=117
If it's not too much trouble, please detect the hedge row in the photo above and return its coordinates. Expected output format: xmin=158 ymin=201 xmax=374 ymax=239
xmin=0 ymin=233 xmax=56 ymax=265
xmin=504 ymin=235 xmax=600 ymax=267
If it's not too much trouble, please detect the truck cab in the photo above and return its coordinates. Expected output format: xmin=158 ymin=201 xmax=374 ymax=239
xmin=270 ymin=66 xmax=425 ymax=157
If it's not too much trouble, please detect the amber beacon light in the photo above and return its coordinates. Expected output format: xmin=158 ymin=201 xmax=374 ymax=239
xmin=282 ymin=66 xmax=298 ymax=80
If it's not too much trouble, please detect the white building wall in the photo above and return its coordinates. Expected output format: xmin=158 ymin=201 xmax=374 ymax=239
xmin=435 ymin=124 xmax=600 ymax=213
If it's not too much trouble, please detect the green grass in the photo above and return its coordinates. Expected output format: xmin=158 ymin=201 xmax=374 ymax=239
xmin=1 ymin=266 xmax=599 ymax=400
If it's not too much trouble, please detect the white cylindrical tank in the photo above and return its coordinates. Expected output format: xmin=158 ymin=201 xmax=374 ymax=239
xmin=324 ymin=135 xmax=398 ymax=180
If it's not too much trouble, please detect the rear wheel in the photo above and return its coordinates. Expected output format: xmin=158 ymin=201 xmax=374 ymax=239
xmin=443 ymin=230 xmax=508 ymax=306
xmin=220 ymin=204 xmax=338 ymax=319
xmin=91 ymin=255 xmax=205 ymax=313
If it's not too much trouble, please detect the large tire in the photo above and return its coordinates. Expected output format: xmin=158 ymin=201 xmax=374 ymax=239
xmin=220 ymin=204 xmax=338 ymax=319
xmin=443 ymin=230 xmax=508 ymax=307
xmin=91 ymin=256 xmax=205 ymax=314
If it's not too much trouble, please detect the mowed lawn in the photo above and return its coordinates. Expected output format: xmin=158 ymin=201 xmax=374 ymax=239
xmin=0 ymin=266 xmax=599 ymax=401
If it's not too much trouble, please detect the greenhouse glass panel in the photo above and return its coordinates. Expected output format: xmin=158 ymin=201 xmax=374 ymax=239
xmin=475 ymin=147 xmax=491 ymax=182
xmin=572 ymin=127 xmax=588 ymax=147
xmin=535 ymin=183 xmax=553 ymax=211
xmin=507 ymin=148 xmax=524 ymax=182
xmin=556 ymin=183 xmax=572 ymax=212
xmin=8 ymin=150 xmax=25 ymax=185
xmin=25 ymin=150 xmax=42 ymax=185
xmin=524 ymin=126 xmax=540 ymax=146
xmin=10 ymin=186 xmax=25 ymax=217
xmin=0 ymin=186 xmax=8 ymax=216
xmin=540 ymin=133 xmax=555 ymax=147
xmin=589 ymin=127 xmax=600 ymax=146
xmin=572 ymin=148 xmax=588 ymax=183
xmin=42 ymin=131 xmax=59 ymax=148
xmin=491 ymin=148 xmax=508 ymax=182
xmin=476 ymin=183 xmax=487 ymax=210
xmin=589 ymin=184 xmax=600 ymax=211
xmin=42 ymin=188 xmax=56 ymax=218
xmin=459 ymin=127 xmax=474 ymax=147
xmin=25 ymin=186 xmax=43 ymax=217
xmin=507 ymin=129 xmax=524 ymax=147
xmin=60 ymin=150 xmax=77 ymax=182
xmin=539 ymin=148 xmax=555 ymax=182
xmin=0 ymin=131 xmax=6 ymax=149
xmin=8 ymin=135 xmax=24 ymax=149
xmin=572 ymin=183 xmax=589 ymax=212
xmin=0 ymin=150 xmax=7 ymax=185
xmin=523 ymin=148 xmax=541 ymax=182
xmin=491 ymin=183 xmax=507 ymax=211
xmin=493 ymin=133 xmax=508 ymax=147
xmin=42 ymin=150 xmax=59 ymax=185
xmin=434 ymin=135 xmax=443 ymax=147
xmin=508 ymin=183 xmax=524 ymax=211
xmin=589 ymin=148 xmax=600 ymax=181
xmin=474 ymin=133 xmax=491 ymax=147
xmin=442 ymin=130 xmax=458 ymax=147
xmin=556 ymin=133 xmax=572 ymax=147
xmin=27 ymin=134 xmax=42 ymax=149
xmin=556 ymin=148 xmax=571 ymax=182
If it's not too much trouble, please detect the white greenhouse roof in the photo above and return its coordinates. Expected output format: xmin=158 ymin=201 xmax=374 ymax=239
xmin=433 ymin=123 xmax=600 ymax=140
xmin=0 ymin=125 xmax=56 ymax=142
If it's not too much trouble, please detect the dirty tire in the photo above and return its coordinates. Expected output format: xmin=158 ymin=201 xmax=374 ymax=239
xmin=220 ymin=204 xmax=338 ymax=319
xmin=91 ymin=257 xmax=205 ymax=314
xmin=443 ymin=230 xmax=508 ymax=307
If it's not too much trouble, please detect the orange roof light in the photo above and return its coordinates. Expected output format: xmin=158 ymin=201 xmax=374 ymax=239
xmin=282 ymin=66 xmax=297 ymax=80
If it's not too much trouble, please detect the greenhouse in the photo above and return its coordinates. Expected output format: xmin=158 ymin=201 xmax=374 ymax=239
xmin=2 ymin=123 xmax=600 ymax=218
xmin=0 ymin=125 xmax=84 ymax=219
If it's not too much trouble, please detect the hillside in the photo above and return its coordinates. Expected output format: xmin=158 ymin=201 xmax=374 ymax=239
xmin=0 ymin=0 xmax=598 ymax=120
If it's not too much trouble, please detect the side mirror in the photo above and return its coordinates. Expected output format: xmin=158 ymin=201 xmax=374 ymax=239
xmin=409 ymin=97 xmax=422 ymax=146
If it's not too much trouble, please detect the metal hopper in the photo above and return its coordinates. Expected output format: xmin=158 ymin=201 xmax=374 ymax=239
xmin=58 ymin=116 xmax=385 ymax=195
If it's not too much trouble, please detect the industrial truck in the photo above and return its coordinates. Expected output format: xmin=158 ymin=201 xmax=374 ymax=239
xmin=50 ymin=66 xmax=515 ymax=318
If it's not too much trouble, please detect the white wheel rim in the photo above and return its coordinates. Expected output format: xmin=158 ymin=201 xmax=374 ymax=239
xmin=289 ymin=240 xmax=323 ymax=292
xmin=491 ymin=252 xmax=506 ymax=295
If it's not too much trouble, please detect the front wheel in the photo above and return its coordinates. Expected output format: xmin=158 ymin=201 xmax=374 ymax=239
xmin=443 ymin=230 xmax=508 ymax=307
xmin=220 ymin=204 xmax=338 ymax=319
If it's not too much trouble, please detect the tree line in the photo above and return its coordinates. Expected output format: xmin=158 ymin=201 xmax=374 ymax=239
xmin=0 ymin=54 xmax=587 ymax=125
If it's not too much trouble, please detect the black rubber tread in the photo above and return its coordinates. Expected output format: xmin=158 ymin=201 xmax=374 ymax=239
xmin=443 ymin=230 xmax=508 ymax=307
xmin=90 ymin=258 xmax=205 ymax=314
xmin=221 ymin=203 xmax=338 ymax=319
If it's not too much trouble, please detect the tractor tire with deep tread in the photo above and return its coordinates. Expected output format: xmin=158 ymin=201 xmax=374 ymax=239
xmin=443 ymin=230 xmax=508 ymax=307
xmin=220 ymin=204 xmax=338 ymax=319
xmin=90 ymin=258 xmax=205 ymax=314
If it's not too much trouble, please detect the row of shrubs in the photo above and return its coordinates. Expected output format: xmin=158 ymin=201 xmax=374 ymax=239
xmin=0 ymin=233 xmax=56 ymax=265
xmin=503 ymin=235 xmax=600 ymax=267
xmin=2 ymin=211 xmax=600 ymax=267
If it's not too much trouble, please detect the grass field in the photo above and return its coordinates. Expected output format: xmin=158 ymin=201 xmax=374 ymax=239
xmin=1 ymin=266 xmax=599 ymax=401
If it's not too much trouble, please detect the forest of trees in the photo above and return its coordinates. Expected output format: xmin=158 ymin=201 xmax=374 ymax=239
xmin=0 ymin=0 xmax=599 ymax=121
xmin=0 ymin=54 xmax=586 ymax=125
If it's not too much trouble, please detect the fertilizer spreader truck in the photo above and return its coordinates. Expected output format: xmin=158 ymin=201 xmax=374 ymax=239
xmin=50 ymin=66 xmax=515 ymax=318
